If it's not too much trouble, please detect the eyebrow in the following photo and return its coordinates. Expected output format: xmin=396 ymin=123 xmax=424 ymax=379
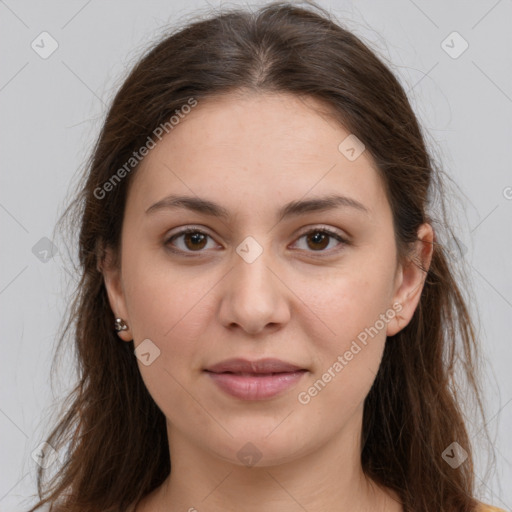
xmin=145 ymin=193 xmax=370 ymax=221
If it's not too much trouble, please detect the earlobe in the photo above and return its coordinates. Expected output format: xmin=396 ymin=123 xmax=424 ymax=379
xmin=99 ymin=246 xmax=132 ymax=342
xmin=386 ymin=223 xmax=434 ymax=337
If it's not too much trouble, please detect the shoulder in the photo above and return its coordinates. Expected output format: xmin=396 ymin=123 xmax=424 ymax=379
xmin=475 ymin=503 xmax=509 ymax=512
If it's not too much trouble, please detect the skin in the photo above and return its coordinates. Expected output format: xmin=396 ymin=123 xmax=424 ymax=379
xmin=102 ymin=91 xmax=433 ymax=512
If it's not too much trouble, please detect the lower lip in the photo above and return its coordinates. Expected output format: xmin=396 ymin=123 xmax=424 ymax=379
xmin=205 ymin=370 xmax=307 ymax=400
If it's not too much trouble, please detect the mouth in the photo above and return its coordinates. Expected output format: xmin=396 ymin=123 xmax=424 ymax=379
xmin=203 ymin=358 xmax=308 ymax=400
xmin=204 ymin=370 xmax=306 ymax=376
xmin=204 ymin=357 xmax=307 ymax=374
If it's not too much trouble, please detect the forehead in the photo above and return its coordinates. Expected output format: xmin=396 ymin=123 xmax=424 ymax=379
xmin=141 ymin=92 xmax=357 ymax=166
xmin=127 ymin=92 xmax=387 ymax=219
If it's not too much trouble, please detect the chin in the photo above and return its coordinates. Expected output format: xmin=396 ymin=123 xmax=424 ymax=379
xmin=207 ymin=426 xmax=310 ymax=468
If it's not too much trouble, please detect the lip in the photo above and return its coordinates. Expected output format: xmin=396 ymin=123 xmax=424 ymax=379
xmin=204 ymin=358 xmax=308 ymax=400
xmin=205 ymin=357 xmax=305 ymax=374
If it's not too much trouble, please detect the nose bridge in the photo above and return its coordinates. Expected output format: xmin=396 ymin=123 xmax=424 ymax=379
xmin=218 ymin=234 xmax=290 ymax=333
xmin=235 ymin=245 xmax=272 ymax=295
xmin=232 ymin=238 xmax=277 ymax=306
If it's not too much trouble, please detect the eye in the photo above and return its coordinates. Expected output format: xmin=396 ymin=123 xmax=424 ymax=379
xmin=291 ymin=226 xmax=348 ymax=254
xmin=165 ymin=227 xmax=218 ymax=254
xmin=164 ymin=225 xmax=349 ymax=256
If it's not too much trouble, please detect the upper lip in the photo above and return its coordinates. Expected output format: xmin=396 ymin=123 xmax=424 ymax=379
xmin=204 ymin=358 xmax=306 ymax=374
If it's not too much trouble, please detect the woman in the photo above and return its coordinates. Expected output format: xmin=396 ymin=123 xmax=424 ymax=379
xmin=27 ymin=1 xmax=505 ymax=511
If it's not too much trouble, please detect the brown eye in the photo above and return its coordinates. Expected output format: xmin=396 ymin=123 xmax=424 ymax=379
xmin=165 ymin=228 xmax=215 ymax=254
xmin=305 ymin=231 xmax=330 ymax=251
xmin=182 ymin=231 xmax=208 ymax=251
xmin=165 ymin=226 xmax=348 ymax=257
xmin=292 ymin=227 xmax=348 ymax=254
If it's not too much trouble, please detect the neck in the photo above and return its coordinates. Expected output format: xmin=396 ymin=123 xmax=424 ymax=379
xmin=137 ymin=406 xmax=402 ymax=512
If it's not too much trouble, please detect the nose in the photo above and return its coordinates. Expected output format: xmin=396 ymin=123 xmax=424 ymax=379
xmin=217 ymin=247 xmax=291 ymax=335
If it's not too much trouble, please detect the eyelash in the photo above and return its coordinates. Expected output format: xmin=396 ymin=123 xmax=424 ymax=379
xmin=164 ymin=225 xmax=349 ymax=257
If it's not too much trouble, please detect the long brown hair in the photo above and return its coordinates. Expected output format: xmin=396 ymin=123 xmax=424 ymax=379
xmin=27 ymin=2 xmax=492 ymax=511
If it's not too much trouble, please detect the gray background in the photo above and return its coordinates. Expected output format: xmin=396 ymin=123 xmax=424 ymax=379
xmin=1 ymin=0 xmax=511 ymax=510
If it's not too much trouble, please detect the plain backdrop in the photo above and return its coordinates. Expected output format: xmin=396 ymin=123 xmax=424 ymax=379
xmin=1 ymin=0 xmax=511 ymax=510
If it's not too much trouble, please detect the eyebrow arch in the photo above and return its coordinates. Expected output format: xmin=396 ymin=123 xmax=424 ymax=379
xmin=145 ymin=193 xmax=370 ymax=221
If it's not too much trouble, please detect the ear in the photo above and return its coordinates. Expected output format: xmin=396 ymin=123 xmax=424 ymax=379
xmin=386 ymin=223 xmax=434 ymax=337
xmin=98 ymin=245 xmax=132 ymax=342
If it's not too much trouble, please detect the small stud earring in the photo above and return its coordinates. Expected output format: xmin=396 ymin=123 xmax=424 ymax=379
xmin=114 ymin=318 xmax=128 ymax=332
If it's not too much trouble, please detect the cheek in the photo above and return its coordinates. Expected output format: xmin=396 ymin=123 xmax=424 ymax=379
xmin=121 ymin=243 xmax=214 ymax=341
xmin=120 ymin=255 xmax=215 ymax=419
xmin=295 ymin=276 xmax=391 ymax=417
xmin=290 ymin=257 xmax=395 ymax=409
xmin=294 ymin=256 xmax=396 ymax=350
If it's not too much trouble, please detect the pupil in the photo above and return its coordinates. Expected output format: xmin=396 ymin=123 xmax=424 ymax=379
xmin=308 ymin=232 xmax=328 ymax=250
xmin=185 ymin=232 xmax=206 ymax=250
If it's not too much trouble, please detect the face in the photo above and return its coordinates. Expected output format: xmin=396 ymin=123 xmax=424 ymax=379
xmin=103 ymin=92 xmax=432 ymax=467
